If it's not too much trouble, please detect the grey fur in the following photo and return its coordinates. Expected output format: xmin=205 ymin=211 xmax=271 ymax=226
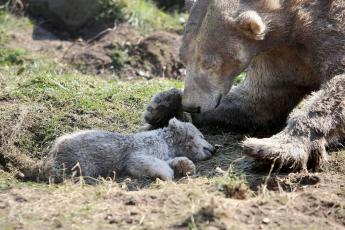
xmin=185 ymin=0 xmax=196 ymax=12
xmin=47 ymin=118 xmax=214 ymax=182
xmin=144 ymin=0 xmax=345 ymax=171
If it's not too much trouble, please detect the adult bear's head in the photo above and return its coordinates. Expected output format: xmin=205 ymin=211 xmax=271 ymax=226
xmin=181 ymin=0 xmax=292 ymax=113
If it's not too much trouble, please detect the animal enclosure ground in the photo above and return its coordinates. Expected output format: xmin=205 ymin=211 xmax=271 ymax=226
xmin=0 ymin=9 xmax=345 ymax=230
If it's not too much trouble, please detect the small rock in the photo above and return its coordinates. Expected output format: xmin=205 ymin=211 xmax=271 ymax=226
xmin=105 ymin=214 xmax=118 ymax=224
xmin=0 ymin=201 xmax=8 ymax=209
xmin=52 ymin=218 xmax=63 ymax=228
xmin=28 ymin=0 xmax=100 ymax=31
xmin=130 ymin=211 xmax=139 ymax=216
xmin=262 ymin=218 xmax=270 ymax=224
xmin=137 ymin=70 xmax=151 ymax=79
xmin=14 ymin=195 xmax=27 ymax=203
xmin=125 ymin=198 xmax=136 ymax=206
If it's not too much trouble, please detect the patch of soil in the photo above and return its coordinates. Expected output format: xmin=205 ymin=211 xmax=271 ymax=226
xmin=66 ymin=29 xmax=185 ymax=79
xmin=6 ymin=21 xmax=186 ymax=80
xmin=126 ymin=31 xmax=185 ymax=79
xmin=261 ymin=173 xmax=321 ymax=193
xmin=6 ymin=25 xmax=71 ymax=58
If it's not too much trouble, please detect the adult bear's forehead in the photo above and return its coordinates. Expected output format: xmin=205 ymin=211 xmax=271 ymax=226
xmin=206 ymin=0 xmax=241 ymax=16
xmin=212 ymin=0 xmax=240 ymax=10
xmin=185 ymin=0 xmax=240 ymax=35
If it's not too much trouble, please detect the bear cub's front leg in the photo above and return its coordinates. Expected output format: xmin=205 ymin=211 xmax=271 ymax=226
xmin=168 ymin=157 xmax=196 ymax=177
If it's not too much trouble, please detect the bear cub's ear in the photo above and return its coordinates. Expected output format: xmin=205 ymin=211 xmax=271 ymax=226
xmin=236 ymin=10 xmax=267 ymax=40
xmin=168 ymin=118 xmax=183 ymax=130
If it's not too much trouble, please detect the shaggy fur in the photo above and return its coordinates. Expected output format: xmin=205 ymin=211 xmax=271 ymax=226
xmin=144 ymin=88 xmax=183 ymax=128
xmin=144 ymin=0 xmax=345 ymax=171
xmin=244 ymin=75 xmax=345 ymax=171
xmin=46 ymin=118 xmax=215 ymax=183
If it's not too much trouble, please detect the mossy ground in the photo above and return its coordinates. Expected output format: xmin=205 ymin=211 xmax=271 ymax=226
xmin=0 ymin=7 xmax=345 ymax=230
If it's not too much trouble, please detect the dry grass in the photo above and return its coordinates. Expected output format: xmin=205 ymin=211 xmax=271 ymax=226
xmin=1 ymin=166 xmax=344 ymax=229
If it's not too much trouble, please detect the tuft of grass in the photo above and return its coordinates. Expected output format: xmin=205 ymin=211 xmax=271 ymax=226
xmin=0 ymin=10 xmax=32 ymax=66
xmin=98 ymin=0 xmax=187 ymax=33
xmin=0 ymin=46 xmax=26 ymax=65
xmin=106 ymin=45 xmax=130 ymax=71
xmin=124 ymin=0 xmax=186 ymax=32
xmin=215 ymin=166 xmax=253 ymax=200
xmin=98 ymin=0 xmax=127 ymax=22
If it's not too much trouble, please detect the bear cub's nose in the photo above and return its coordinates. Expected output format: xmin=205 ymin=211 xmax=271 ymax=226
xmin=203 ymin=146 xmax=216 ymax=156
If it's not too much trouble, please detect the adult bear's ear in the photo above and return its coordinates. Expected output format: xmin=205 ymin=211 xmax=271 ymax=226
xmin=235 ymin=10 xmax=267 ymax=40
xmin=185 ymin=0 xmax=197 ymax=12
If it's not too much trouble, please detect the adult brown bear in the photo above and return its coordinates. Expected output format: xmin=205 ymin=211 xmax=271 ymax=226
xmin=144 ymin=0 xmax=345 ymax=172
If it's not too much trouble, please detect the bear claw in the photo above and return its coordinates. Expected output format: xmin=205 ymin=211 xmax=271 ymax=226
xmin=242 ymin=136 xmax=309 ymax=171
xmin=144 ymin=88 xmax=183 ymax=128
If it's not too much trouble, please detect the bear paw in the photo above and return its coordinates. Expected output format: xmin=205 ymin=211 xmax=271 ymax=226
xmin=169 ymin=157 xmax=196 ymax=177
xmin=144 ymin=88 xmax=183 ymax=128
xmin=242 ymin=135 xmax=311 ymax=172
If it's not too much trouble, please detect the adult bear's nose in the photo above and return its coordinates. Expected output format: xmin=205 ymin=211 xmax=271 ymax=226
xmin=183 ymin=105 xmax=201 ymax=113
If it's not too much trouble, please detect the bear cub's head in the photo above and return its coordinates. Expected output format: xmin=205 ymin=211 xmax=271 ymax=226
xmin=167 ymin=118 xmax=215 ymax=161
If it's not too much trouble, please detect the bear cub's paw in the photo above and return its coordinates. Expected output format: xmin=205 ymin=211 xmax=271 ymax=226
xmin=169 ymin=157 xmax=196 ymax=177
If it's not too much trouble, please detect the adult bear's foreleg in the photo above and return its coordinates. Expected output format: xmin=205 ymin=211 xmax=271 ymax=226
xmin=243 ymin=75 xmax=345 ymax=171
xmin=143 ymin=87 xmax=265 ymax=131
xmin=192 ymin=79 xmax=309 ymax=133
xmin=143 ymin=83 xmax=304 ymax=133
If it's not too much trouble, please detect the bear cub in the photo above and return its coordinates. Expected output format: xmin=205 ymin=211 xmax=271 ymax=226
xmin=47 ymin=118 xmax=215 ymax=183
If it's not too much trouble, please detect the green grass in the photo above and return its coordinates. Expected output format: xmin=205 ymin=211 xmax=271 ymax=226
xmin=106 ymin=45 xmax=130 ymax=71
xmin=124 ymin=0 xmax=186 ymax=32
xmin=215 ymin=166 xmax=253 ymax=199
xmin=0 ymin=7 xmax=182 ymax=160
xmin=0 ymin=46 xmax=26 ymax=65
xmin=99 ymin=0 xmax=187 ymax=33
xmin=0 ymin=59 xmax=182 ymax=158
xmin=0 ymin=10 xmax=32 ymax=66
xmin=0 ymin=1 xmax=185 ymax=34
xmin=0 ymin=9 xmax=33 ymax=31
xmin=98 ymin=0 xmax=127 ymax=22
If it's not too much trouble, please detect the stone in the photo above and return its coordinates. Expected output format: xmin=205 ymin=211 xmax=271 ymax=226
xmin=28 ymin=0 xmax=100 ymax=31
xmin=262 ymin=218 xmax=270 ymax=224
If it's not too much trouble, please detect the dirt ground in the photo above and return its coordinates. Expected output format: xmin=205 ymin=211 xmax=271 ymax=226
xmin=0 ymin=132 xmax=344 ymax=229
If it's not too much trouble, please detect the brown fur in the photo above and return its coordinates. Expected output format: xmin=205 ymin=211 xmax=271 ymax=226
xmin=144 ymin=0 xmax=345 ymax=171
